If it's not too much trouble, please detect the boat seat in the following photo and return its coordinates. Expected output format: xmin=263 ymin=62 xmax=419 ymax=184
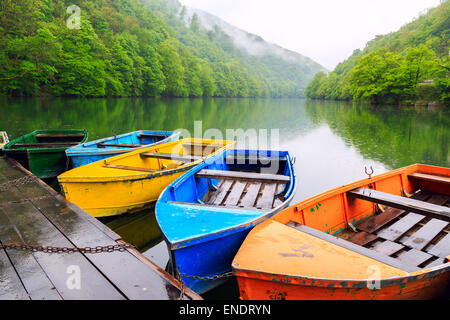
xmin=36 ymin=133 xmax=85 ymax=139
xmin=286 ymin=221 xmax=420 ymax=272
xmin=346 ymin=190 xmax=450 ymax=267
xmin=98 ymin=143 xmax=143 ymax=148
xmin=102 ymin=164 xmax=156 ymax=173
xmin=140 ymin=152 xmax=202 ymax=162
xmin=138 ymin=133 xmax=169 ymax=138
xmin=408 ymin=172 xmax=450 ymax=186
xmin=347 ymin=187 xmax=450 ymax=221
xmin=196 ymin=169 xmax=290 ymax=184
xmin=12 ymin=142 xmax=80 ymax=148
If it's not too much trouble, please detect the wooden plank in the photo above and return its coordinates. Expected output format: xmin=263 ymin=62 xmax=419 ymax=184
xmin=196 ymin=169 xmax=290 ymax=184
xmin=98 ymin=143 xmax=143 ymax=148
xmin=286 ymin=222 xmax=420 ymax=272
xmin=1 ymin=157 xmax=199 ymax=300
xmin=2 ymin=201 xmax=124 ymax=300
xmin=103 ymin=164 xmax=156 ymax=173
xmin=140 ymin=152 xmax=201 ymax=162
xmin=377 ymin=213 xmax=426 ymax=241
xmin=402 ymin=219 xmax=448 ymax=250
xmin=0 ymin=248 xmax=30 ymax=300
xmin=183 ymin=142 xmax=222 ymax=149
xmin=371 ymin=240 xmax=405 ymax=256
xmin=167 ymin=201 xmax=264 ymax=212
xmin=36 ymin=134 xmax=85 ymax=139
xmin=427 ymin=194 xmax=450 ymax=206
xmin=425 ymin=258 xmax=446 ymax=268
xmin=427 ymin=233 xmax=450 ymax=258
xmin=397 ymin=249 xmax=433 ymax=267
xmin=0 ymin=207 xmax=62 ymax=300
xmin=357 ymin=208 xmax=404 ymax=233
xmin=256 ymin=183 xmax=277 ymax=209
xmin=356 ymin=191 xmax=430 ymax=233
xmin=239 ymin=183 xmax=262 ymax=208
xmin=348 ymin=188 xmax=450 ymax=220
xmin=138 ymin=133 xmax=169 ymax=138
xmin=12 ymin=143 xmax=79 ymax=148
xmin=225 ymin=155 xmax=286 ymax=164
xmin=224 ymin=182 xmax=247 ymax=207
xmin=349 ymin=231 xmax=378 ymax=246
xmin=208 ymin=180 xmax=234 ymax=205
xmin=408 ymin=172 xmax=450 ymax=186
xmin=30 ymin=197 xmax=190 ymax=300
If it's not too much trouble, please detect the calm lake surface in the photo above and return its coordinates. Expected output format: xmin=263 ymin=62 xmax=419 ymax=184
xmin=2 ymin=97 xmax=449 ymax=299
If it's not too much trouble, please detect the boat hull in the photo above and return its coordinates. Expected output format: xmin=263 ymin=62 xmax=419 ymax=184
xmin=171 ymin=227 xmax=253 ymax=294
xmin=3 ymin=130 xmax=87 ymax=179
xmin=60 ymin=169 xmax=190 ymax=217
xmin=67 ymin=131 xmax=179 ymax=168
xmin=170 ymin=200 xmax=293 ymax=294
xmin=157 ymin=149 xmax=297 ymax=294
xmin=236 ymin=268 xmax=450 ymax=300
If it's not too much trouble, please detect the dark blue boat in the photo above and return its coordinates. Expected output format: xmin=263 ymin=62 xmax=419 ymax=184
xmin=66 ymin=130 xmax=179 ymax=168
xmin=156 ymin=149 xmax=297 ymax=294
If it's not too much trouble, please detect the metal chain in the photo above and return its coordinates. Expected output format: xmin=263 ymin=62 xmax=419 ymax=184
xmin=179 ymin=271 xmax=234 ymax=281
xmin=175 ymin=271 xmax=234 ymax=299
xmin=0 ymin=242 xmax=136 ymax=254
xmin=0 ymin=175 xmax=36 ymax=192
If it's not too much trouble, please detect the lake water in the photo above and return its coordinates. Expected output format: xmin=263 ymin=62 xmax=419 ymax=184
xmin=1 ymin=97 xmax=449 ymax=299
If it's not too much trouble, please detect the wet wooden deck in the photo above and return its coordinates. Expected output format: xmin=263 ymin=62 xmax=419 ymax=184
xmin=0 ymin=156 xmax=201 ymax=300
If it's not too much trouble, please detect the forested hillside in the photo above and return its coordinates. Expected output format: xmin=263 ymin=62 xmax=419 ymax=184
xmin=0 ymin=0 xmax=324 ymax=98
xmin=306 ymin=1 xmax=449 ymax=105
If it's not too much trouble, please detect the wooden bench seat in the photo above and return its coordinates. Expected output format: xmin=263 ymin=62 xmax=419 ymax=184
xmin=348 ymin=188 xmax=450 ymax=220
xmin=36 ymin=134 xmax=85 ymax=139
xmin=408 ymin=172 xmax=450 ymax=186
xmin=98 ymin=143 xmax=143 ymax=148
xmin=196 ymin=169 xmax=290 ymax=184
xmin=140 ymin=152 xmax=202 ymax=162
xmin=13 ymin=142 xmax=80 ymax=148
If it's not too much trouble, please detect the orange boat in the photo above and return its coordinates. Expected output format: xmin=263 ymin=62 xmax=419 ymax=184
xmin=232 ymin=164 xmax=450 ymax=300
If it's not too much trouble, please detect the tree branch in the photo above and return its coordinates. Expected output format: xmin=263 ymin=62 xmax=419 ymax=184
xmin=0 ymin=68 xmax=38 ymax=81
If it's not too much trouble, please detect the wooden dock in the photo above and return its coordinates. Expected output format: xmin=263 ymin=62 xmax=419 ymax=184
xmin=0 ymin=156 xmax=201 ymax=300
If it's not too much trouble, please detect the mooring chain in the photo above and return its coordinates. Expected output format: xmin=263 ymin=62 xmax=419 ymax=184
xmin=179 ymin=271 xmax=234 ymax=281
xmin=0 ymin=242 xmax=136 ymax=254
xmin=0 ymin=175 xmax=36 ymax=192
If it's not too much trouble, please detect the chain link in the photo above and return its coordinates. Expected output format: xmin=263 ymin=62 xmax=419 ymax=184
xmin=179 ymin=271 xmax=234 ymax=281
xmin=0 ymin=242 xmax=136 ymax=254
xmin=0 ymin=175 xmax=36 ymax=192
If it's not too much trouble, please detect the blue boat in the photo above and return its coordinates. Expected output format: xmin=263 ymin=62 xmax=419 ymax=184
xmin=66 ymin=130 xmax=180 ymax=168
xmin=156 ymin=149 xmax=297 ymax=294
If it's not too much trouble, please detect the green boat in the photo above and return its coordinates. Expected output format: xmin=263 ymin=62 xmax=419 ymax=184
xmin=3 ymin=129 xmax=88 ymax=179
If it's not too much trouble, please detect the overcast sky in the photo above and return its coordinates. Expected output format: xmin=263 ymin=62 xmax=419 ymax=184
xmin=179 ymin=0 xmax=442 ymax=70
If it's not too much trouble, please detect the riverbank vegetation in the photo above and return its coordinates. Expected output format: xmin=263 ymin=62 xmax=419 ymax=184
xmin=0 ymin=0 xmax=324 ymax=98
xmin=306 ymin=1 xmax=449 ymax=106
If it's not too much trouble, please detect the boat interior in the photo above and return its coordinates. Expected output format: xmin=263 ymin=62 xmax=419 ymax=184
xmin=9 ymin=131 xmax=86 ymax=149
xmin=167 ymin=151 xmax=293 ymax=211
xmin=285 ymin=170 xmax=450 ymax=272
xmin=95 ymin=140 xmax=232 ymax=175
xmin=86 ymin=132 xmax=171 ymax=149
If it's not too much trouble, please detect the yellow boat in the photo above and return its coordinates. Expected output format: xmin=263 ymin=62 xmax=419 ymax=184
xmin=58 ymin=138 xmax=236 ymax=217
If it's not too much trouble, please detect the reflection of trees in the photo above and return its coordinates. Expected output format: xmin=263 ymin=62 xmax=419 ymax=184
xmin=304 ymin=100 xmax=450 ymax=168
xmin=2 ymin=97 xmax=313 ymax=141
